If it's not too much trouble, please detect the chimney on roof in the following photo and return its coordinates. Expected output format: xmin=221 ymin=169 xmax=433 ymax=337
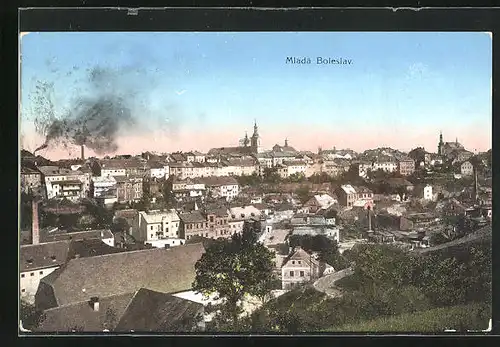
xmin=32 ymin=198 xmax=40 ymax=245
xmin=81 ymin=145 xmax=85 ymax=160
xmin=89 ymin=296 xmax=99 ymax=311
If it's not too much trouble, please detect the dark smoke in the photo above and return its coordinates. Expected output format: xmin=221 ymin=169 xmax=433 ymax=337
xmin=31 ymin=65 xmax=142 ymax=155
xmin=39 ymin=95 xmax=134 ymax=154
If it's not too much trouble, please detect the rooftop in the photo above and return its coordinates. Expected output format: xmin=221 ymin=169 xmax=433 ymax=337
xmin=37 ymin=243 xmax=206 ymax=309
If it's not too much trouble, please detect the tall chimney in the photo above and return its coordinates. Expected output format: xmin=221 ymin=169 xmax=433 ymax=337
xmin=32 ymin=198 xmax=40 ymax=245
xmin=473 ymin=164 xmax=479 ymax=204
xmin=81 ymin=145 xmax=85 ymax=160
xmin=367 ymin=205 xmax=372 ymax=231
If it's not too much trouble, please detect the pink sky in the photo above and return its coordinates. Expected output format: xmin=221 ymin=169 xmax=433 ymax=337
xmin=22 ymin=123 xmax=491 ymax=161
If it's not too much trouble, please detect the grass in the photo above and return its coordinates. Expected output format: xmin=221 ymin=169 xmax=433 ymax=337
xmin=325 ymin=302 xmax=491 ymax=333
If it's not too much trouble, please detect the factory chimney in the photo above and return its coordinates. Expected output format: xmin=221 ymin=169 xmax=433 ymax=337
xmin=81 ymin=145 xmax=85 ymax=160
xmin=32 ymin=198 xmax=40 ymax=245
xmin=473 ymin=164 xmax=479 ymax=205
xmin=367 ymin=205 xmax=372 ymax=232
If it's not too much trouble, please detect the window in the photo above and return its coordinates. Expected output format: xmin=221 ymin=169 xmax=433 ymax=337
xmin=289 ymin=271 xmax=294 ymax=277
xmin=30 ymin=273 xmax=34 ymax=277
xmin=21 ymin=274 xmax=25 ymax=278
xmin=298 ymin=261 xmax=301 ymax=265
xmin=39 ymin=271 xmax=43 ymax=275
xmin=300 ymin=271 xmax=305 ymax=277
xmin=292 ymin=260 xmax=295 ymax=265
xmin=150 ymin=226 xmax=153 ymax=230
xmin=151 ymin=234 xmax=153 ymax=238
xmin=21 ymin=289 xmax=26 ymax=293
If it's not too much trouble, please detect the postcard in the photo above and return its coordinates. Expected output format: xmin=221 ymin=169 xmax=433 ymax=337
xmin=19 ymin=31 xmax=492 ymax=334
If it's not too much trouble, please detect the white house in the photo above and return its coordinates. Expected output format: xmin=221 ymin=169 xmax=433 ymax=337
xmin=92 ymin=176 xmax=118 ymax=206
xmin=423 ymin=185 xmax=433 ymax=201
xmin=149 ymin=162 xmax=167 ymax=179
xmin=136 ymin=210 xmax=184 ymax=248
xmin=460 ymin=161 xmax=474 ymax=176
xmin=20 ymin=240 xmax=70 ymax=303
xmin=228 ymin=205 xmax=261 ymax=234
xmin=372 ymin=159 xmax=398 ymax=173
xmin=196 ymin=176 xmax=240 ymax=201
xmin=281 ymin=247 xmax=333 ymax=290
xmin=38 ymin=166 xmax=89 ymax=200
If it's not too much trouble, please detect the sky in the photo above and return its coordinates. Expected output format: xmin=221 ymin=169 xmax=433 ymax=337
xmin=19 ymin=32 xmax=492 ymax=160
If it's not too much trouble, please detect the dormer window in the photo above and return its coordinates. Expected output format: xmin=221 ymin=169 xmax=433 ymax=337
xmin=50 ymin=255 xmax=56 ymax=261
xmin=241 ymin=213 xmax=245 ymax=218
xmin=27 ymin=259 xmax=33 ymax=264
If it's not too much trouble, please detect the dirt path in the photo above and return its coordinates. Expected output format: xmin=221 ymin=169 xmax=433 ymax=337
xmin=313 ymin=267 xmax=354 ymax=298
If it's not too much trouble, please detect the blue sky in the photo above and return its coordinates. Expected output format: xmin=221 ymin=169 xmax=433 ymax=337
xmin=20 ymin=31 xmax=492 ymax=157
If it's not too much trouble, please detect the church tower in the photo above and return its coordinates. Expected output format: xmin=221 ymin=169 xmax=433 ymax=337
xmin=250 ymin=120 xmax=261 ymax=153
xmin=438 ymin=131 xmax=444 ymax=156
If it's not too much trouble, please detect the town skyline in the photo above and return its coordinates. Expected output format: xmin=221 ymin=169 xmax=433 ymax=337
xmin=20 ymin=31 xmax=492 ymax=160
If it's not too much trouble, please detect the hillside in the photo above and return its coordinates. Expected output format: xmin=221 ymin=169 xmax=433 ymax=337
xmin=326 ymin=303 xmax=490 ymax=333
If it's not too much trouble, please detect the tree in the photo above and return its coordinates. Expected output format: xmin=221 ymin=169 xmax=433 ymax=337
xmin=110 ymin=217 xmax=129 ymax=234
xmin=20 ymin=300 xmax=46 ymax=331
xmin=192 ymin=225 xmax=276 ymax=327
xmin=295 ymin=186 xmax=311 ymax=204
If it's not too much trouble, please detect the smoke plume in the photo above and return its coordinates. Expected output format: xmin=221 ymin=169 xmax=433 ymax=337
xmin=30 ymin=64 xmax=159 ymax=155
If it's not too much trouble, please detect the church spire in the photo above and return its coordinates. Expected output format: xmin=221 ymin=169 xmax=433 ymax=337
xmin=285 ymin=138 xmax=288 ymax=147
xmin=253 ymin=119 xmax=258 ymax=136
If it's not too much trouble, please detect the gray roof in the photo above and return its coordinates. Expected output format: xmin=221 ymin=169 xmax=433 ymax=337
xmin=41 ymin=229 xmax=114 ymax=243
xmin=114 ymin=288 xmax=204 ymax=332
xmin=35 ymin=288 xmax=204 ymax=333
xmin=194 ymin=176 xmax=239 ymax=186
xmin=36 ymin=292 xmax=135 ymax=332
xmin=179 ymin=211 xmax=206 ymax=224
xmin=36 ymin=243 xmax=205 ymax=309
xmin=20 ymin=241 xmax=72 ymax=272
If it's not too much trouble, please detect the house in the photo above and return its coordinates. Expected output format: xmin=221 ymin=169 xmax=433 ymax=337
xmin=148 ymin=161 xmax=168 ymax=179
xmin=281 ymin=247 xmax=334 ymax=290
xmin=136 ymin=209 xmax=183 ymax=248
xmin=195 ymin=176 xmax=239 ymax=201
xmin=185 ymin=151 xmax=206 ymax=163
xmin=372 ymin=156 xmax=398 ymax=173
xmin=228 ymin=205 xmax=262 ymax=234
xmin=20 ymin=240 xmax=72 ymax=303
xmin=423 ymin=184 xmax=433 ymax=201
xmin=460 ymin=161 xmax=474 ymax=176
xmin=335 ymin=184 xmax=358 ymax=207
xmin=399 ymin=212 xmax=439 ymax=231
xmin=204 ymin=206 xmax=231 ymax=238
xmin=335 ymin=185 xmax=373 ymax=208
xmin=397 ymin=157 xmax=416 ymax=176
xmin=34 ymin=288 xmax=205 ymax=333
xmin=172 ymin=178 xmax=206 ymax=202
xmin=21 ymin=167 xmax=44 ymax=196
xmin=20 ymin=237 xmax=124 ymax=303
xmin=279 ymin=160 xmax=308 ymax=178
xmin=350 ymin=161 xmax=373 ymax=178
xmin=114 ymin=175 xmax=143 ymax=203
xmin=91 ymin=176 xmax=118 ymax=207
xmin=35 ymin=243 xmax=205 ymax=311
xmin=303 ymin=194 xmax=337 ymax=214
xmin=179 ymin=210 xmax=210 ymax=241
xmin=38 ymin=166 xmax=89 ymax=201
xmin=97 ymin=159 xmax=149 ymax=178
